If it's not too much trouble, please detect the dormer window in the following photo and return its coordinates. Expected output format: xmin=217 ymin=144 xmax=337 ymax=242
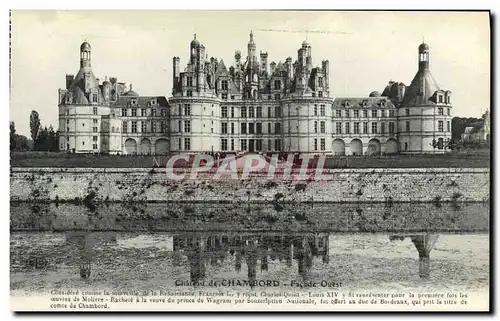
xmin=380 ymin=100 xmax=386 ymax=107
xmin=345 ymin=100 xmax=350 ymax=107
xmin=274 ymin=80 xmax=281 ymax=90
xmin=438 ymin=95 xmax=443 ymax=103
xmin=131 ymin=99 xmax=137 ymax=106
xmin=187 ymin=77 xmax=193 ymax=87
xmin=221 ymin=80 xmax=228 ymax=91
xmin=150 ymin=99 xmax=156 ymax=106
xmin=318 ymin=77 xmax=323 ymax=87
xmin=92 ymin=93 xmax=98 ymax=103
xmin=362 ymin=100 xmax=368 ymax=107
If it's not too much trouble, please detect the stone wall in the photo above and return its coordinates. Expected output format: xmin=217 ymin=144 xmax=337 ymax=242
xmin=10 ymin=167 xmax=489 ymax=203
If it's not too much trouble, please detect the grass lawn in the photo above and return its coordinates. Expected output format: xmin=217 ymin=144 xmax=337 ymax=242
xmin=10 ymin=151 xmax=490 ymax=169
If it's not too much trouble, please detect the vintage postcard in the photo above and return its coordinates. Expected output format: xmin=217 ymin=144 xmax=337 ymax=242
xmin=9 ymin=10 xmax=490 ymax=312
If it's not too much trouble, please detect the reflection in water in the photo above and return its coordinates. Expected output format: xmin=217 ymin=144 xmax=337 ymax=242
xmin=390 ymin=234 xmax=439 ymax=278
xmin=65 ymin=232 xmax=117 ymax=279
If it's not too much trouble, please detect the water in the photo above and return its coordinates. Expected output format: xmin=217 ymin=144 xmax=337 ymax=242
xmin=10 ymin=202 xmax=490 ymax=296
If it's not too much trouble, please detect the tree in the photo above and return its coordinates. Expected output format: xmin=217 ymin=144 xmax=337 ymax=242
xmin=29 ymin=110 xmax=41 ymax=143
xmin=10 ymin=121 xmax=16 ymax=151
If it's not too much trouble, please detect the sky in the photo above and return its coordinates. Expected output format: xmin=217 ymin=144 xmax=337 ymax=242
xmin=10 ymin=10 xmax=490 ymax=137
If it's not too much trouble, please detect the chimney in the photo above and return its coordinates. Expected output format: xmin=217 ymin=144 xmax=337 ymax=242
xmin=260 ymin=51 xmax=268 ymax=74
xmin=65 ymin=74 xmax=74 ymax=89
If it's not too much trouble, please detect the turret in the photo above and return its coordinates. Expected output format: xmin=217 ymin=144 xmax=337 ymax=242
xmin=80 ymin=41 xmax=91 ymax=69
xmin=247 ymin=31 xmax=256 ymax=60
xmin=285 ymin=57 xmax=293 ymax=78
xmin=418 ymin=42 xmax=430 ymax=71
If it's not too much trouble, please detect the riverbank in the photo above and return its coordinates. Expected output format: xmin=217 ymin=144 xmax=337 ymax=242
xmin=10 ymin=167 xmax=490 ymax=203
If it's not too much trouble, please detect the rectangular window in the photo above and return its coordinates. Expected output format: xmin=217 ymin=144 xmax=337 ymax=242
xmin=249 ymin=123 xmax=255 ymax=134
xmin=141 ymin=109 xmax=146 ymax=117
xmin=184 ymin=138 xmax=191 ymax=150
xmin=314 ymin=105 xmax=318 ymax=116
xmin=381 ymin=122 xmax=386 ymax=134
xmin=241 ymin=123 xmax=247 ymax=134
xmin=178 ymin=120 xmax=181 ymax=132
xmin=92 ymin=136 xmax=98 ymax=142
xmin=93 ymin=107 xmax=98 ymax=115
xmin=256 ymin=122 xmax=262 ymax=134
xmin=320 ymin=121 xmax=326 ymax=133
xmin=131 ymin=121 xmax=137 ymax=133
xmin=345 ymin=122 xmax=350 ymax=134
xmin=389 ymin=110 xmax=395 ymax=117
xmin=161 ymin=121 xmax=166 ymax=133
xmin=353 ymin=122 xmax=360 ymax=134
xmin=231 ymin=122 xmax=235 ymax=134
xmin=93 ymin=144 xmax=98 ymax=149
xmin=318 ymin=91 xmax=323 ymax=97
xmin=318 ymin=78 xmax=323 ymax=87
xmin=186 ymin=90 xmax=193 ymax=97
xmin=275 ymin=106 xmax=281 ymax=117
xmin=231 ymin=107 xmax=235 ymax=118
xmin=241 ymin=107 xmax=247 ymax=118
xmin=184 ymin=105 xmax=191 ymax=116
xmin=178 ymin=105 xmax=181 ymax=115
xmin=256 ymin=139 xmax=262 ymax=151
xmin=221 ymin=138 xmax=228 ymax=151
xmin=314 ymin=121 xmax=318 ymax=133
xmin=406 ymin=121 xmax=410 ymax=132
xmin=249 ymin=107 xmax=255 ymax=118
xmin=184 ymin=120 xmax=191 ymax=133
xmin=241 ymin=139 xmax=247 ymax=150
xmin=438 ymin=95 xmax=443 ymax=103
xmin=231 ymin=139 xmax=234 ymax=150
xmin=320 ymin=138 xmax=325 ymax=151
xmin=267 ymin=139 xmax=272 ymax=151
xmin=92 ymin=94 xmax=98 ymax=103
xmin=256 ymin=107 xmax=262 ymax=118
xmin=221 ymin=80 xmax=228 ymax=90
xmin=274 ymin=94 xmax=280 ymax=100
xmin=447 ymin=121 xmax=451 ymax=132
xmin=132 ymin=109 xmax=137 ymax=117
xmin=222 ymin=107 xmax=228 ymax=118
xmin=222 ymin=122 xmax=228 ymax=134
xmin=274 ymin=139 xmax=281 ymax=151
xmin=152 ymin=121 xmax=156 ymax=133
xmin=187 ymin=77 xmax=193 ymax=87
xmin=371 ymin=110 xmax=377 ymax=118
xmin=438 ymin=107 xmax=444 ymax=115
xmin=336 ymin=110 xmax=342 ymax=118
xmin=274 ymin=80 xmax=281 ymax=90
xmin=320 ymin=105 xmax=325 ymax=116
xmin=389 ymin=122 xmax=395 ymax=134
xmin=93 ymin=119 xmax=98 ymax=124
xmin=152 ymin=109 xmax=156 ymax=117
xmin=161 ymin=109 xmax=167 ymax=117
xmin=93 ymin=126 xmax=98 ymax=133
xmin=221 ymin=93 xmax=228 ymax=100
xmin=438 ymin=120 xmax=444 ymax=132
xmin=363 ymin=110 xmax=368 ymax=118
xmin=314 ymin=138 xmax=318 ymax=151
xmin=363 ymin=122 xmax=368 ymax=134
xmin=371 ymin=122 xmax=378 ymax=134
xmin=122 ymin=121 xmax=128 ymax=133
xmin=336 ymin=122 xmax=342 ymax=134
xmin=121 ymin=108 xmax=127 ymax=117
xmin=275 ymin=123 xmax=281 ymax=134
xmin=267 ymin=122 xmax=271 ymax=134
xmin=354 ymin=110 xmax=359 ymax=118
xmin=405 ymin=108 xmax=410 ymax=116
xmin=141 ymin=121 xmax=146 ymax=133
